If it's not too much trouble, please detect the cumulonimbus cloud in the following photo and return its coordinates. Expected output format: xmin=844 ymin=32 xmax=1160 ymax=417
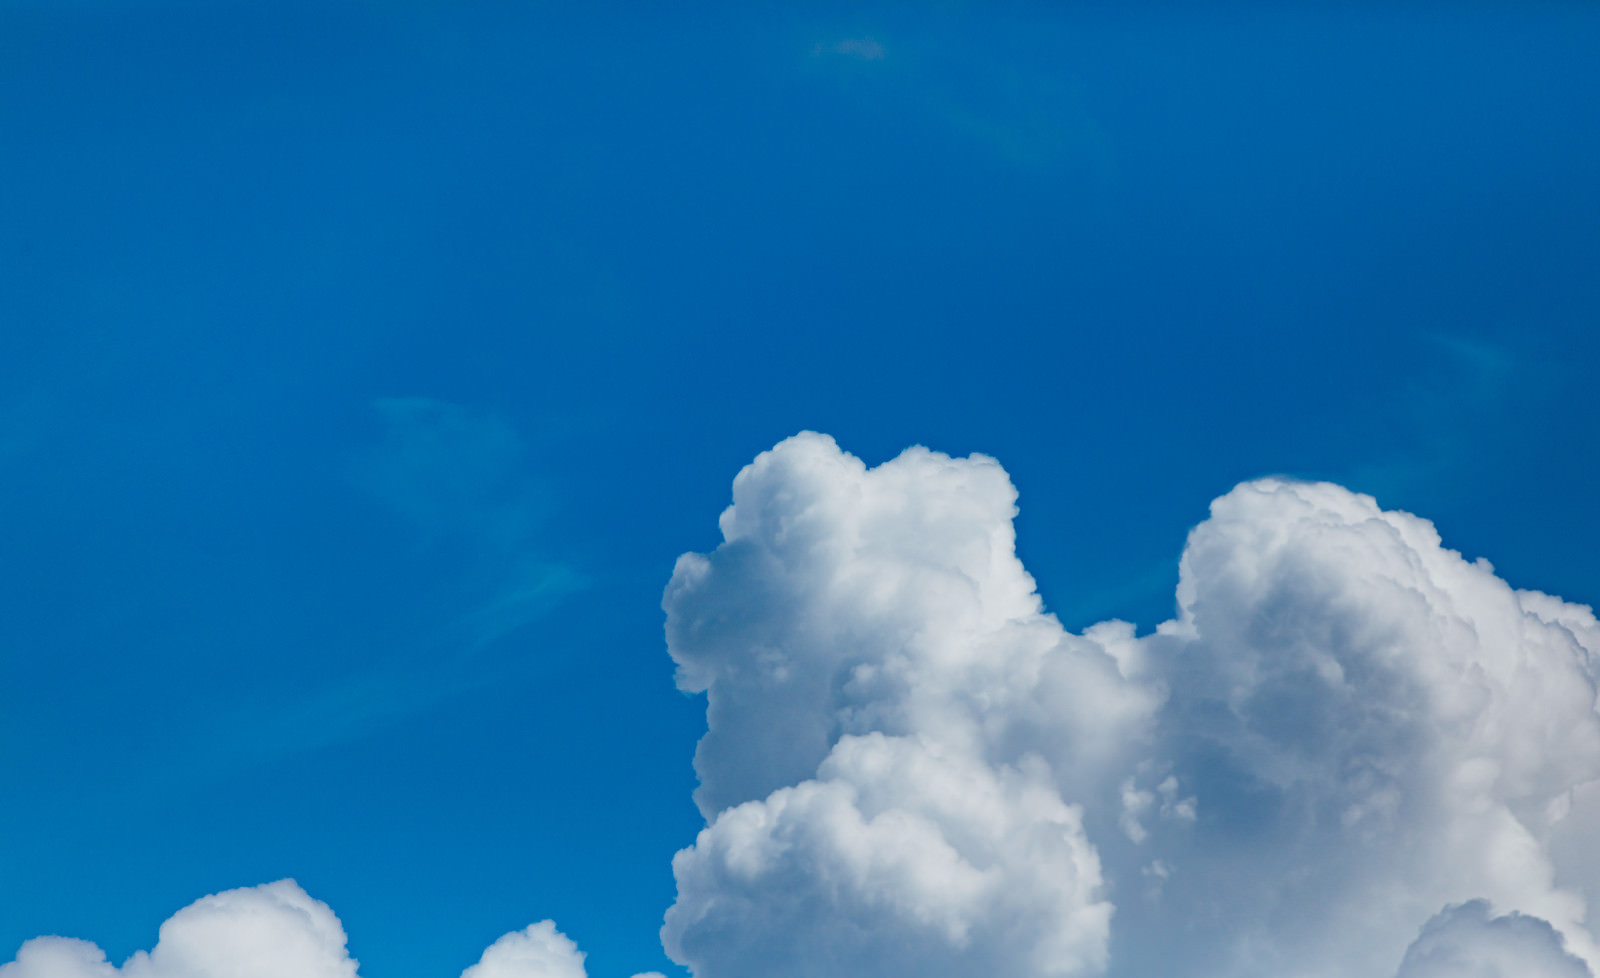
xmin=8 ymin=432 xmax=1598 ymax=978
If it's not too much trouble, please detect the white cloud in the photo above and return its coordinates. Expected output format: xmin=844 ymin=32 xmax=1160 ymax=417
xmin=1395 ymin=901 xmax=1592 ymax=978
xmin=1 ymin=883 xmax=669 ymax=978
xmin=664 ymin=433 xmax=1156 ymax=821
xmin=660 ymin=433 xmax=1158 ymax=977
xmin=661 ymin=433 xmax=1600 ymax=978
xmin=12 ymin=433 xmax=1600 ymax=978
xmin=665 ymin=734 xmax=1111 ymax=978
xmin=0 ymin=939 xmax=114 ymax=978
xmin=460 ymin=922 xmax=586 ymax=978
xmin=1128 ymin=477 xmax=1600 ymax=977
xmin=2 ymin=881 xmax=357 ymax=978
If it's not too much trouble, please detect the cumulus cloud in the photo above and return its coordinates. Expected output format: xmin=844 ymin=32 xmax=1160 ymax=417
xmin=1112 ymin=476 xmax=1600 ymax=978
xmin=1394 ymin=900 xmax=1592 ymax=978
xmin=460 ymin=922 xmax=586 ymax=978
xmin=12 ymin=433 xmax=1600 ymax=978
xmin=661 ymin=433 xmax=1156 ymax=978
xmin=1 ymin=881 xmax=357 ymax=978
xmin=0 ymin=883 xmax=655 ymax=978
xmin=661 ymin=432 xmax=1600 ymax=978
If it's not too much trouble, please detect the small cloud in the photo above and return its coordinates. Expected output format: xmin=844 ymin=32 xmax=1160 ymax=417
xmin=2 ymin=880 xmax=358 ymax=978
xmin=1 ymin=881 xmax=646 ymax=978
xmin=813 ymin=37 xmax=884 ymax=61
xmin=461 ymin=921 xmax=586 ymax=978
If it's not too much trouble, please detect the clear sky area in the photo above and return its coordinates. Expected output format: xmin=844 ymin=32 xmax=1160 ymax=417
xmin=3 ymin=4 xmax=1600 ymax=978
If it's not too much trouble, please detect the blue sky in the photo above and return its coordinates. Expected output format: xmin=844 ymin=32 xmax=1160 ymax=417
xmin=3 ymin=3 xmax=1600 ymax=978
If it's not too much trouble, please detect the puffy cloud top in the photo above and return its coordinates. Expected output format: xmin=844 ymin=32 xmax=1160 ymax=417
xmin=1395 ymin=901 xmax=1592 ymax=978
xmin=662 ymin=433 xmax=1156 ymax=978
xmin=1 ymin=881 xmax=357 ymax=978
xmin=661 ymin=434 xmax=1600 ymax=978
xmin=460 ymin=922 xmax=586 ymax=978
xmin=1126 ymin=477 xmax=1600 ymax=977
xmin=0 ymin=886 xmax=650 ymax=978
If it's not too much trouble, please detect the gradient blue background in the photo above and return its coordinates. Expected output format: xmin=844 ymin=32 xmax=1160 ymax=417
xmin=3 ymin=3 xmax=1599 ymax=976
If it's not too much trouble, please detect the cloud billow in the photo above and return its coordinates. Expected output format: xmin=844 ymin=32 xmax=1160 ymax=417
xmin=7 ymin=432 xmax=1598 ymax=978
xmin=0 ymin=881 xmax=359 ymax=978
xmin=0 ymin=882 xmax=650 ymax=978
xmin=1395 ymin=901 xmax=1592 ymax=978
xmin=660 ymin=434 xmax=1152 ymax=977
xmin=659 ymin=433 xmax=1600 ymax=978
